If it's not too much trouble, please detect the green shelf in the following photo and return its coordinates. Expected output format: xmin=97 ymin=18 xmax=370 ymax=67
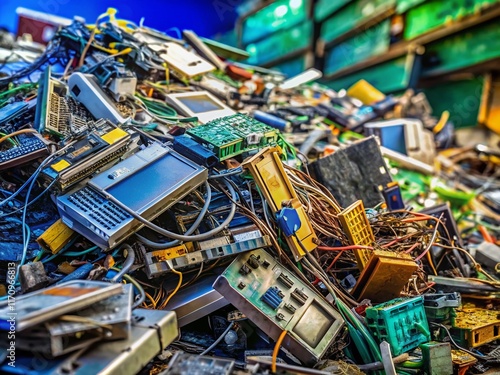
xmin=320 ymin=0 xmax=395 ymax=44
xmin=324 ymin=19 xmax=390 ymax=75
xmin=245 ymin=20 xmax=312 ymax=66
xmin=314 ymin=0 xmax=352 ymax=22
xmin=404 ymin=0 xmax=500 ymax=40
xmin=422 ymin=19 xmax=500 ymax=77
xmin=241 ymin=0 xmax=310 ymax=45
xmin=324 ymin=54 xmax=419 ymax=93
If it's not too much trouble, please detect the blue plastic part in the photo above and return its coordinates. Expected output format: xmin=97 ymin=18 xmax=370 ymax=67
xmin=382 ymin=184 xmax=405 ymax=211
xmin=253 ymin=110 xmax=290 ymax=132
xmin=261 ymin=286 xmax=283 ymax=310
xmin=172 ymin=135 xmax=219 ymax=168
xmin=55 ymin=263 xmax=94 ymax=285
xmin=276 ymin=207 xmax=302 ymax=237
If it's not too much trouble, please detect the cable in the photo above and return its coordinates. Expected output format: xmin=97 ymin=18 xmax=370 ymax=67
xmin=136 ymin=181 xmax=211 ymax=248
xmin=7 ymin=218 xmax=30 ymax=283
xmin=0 ymin=129 xmax=37 ymax=145
xmin=16 ymin=160 xmax=44 ymax=283
xmin=110 ymin=269 xmax=146 ymax=309
xmin=318 ymin=245 xmax=374 ymax=251
xmin=208 ymin=167 xmax=243 ymax=179
xmin=103 ymin=179 xmax=236 ymax=242
xmin=200 ymin=321 xmax=235 ymax=356
xmin=356 ymin=354 xmax=410 ymax=371
xmin=272 ymin=330 xmax=287 ymax=373
xmin=430 ymin=322 xmax=494 ymax=360
xmin=159 ymin=267 xmax=182 ymax=309
xmin=414 ymin=215 xmax=441 ymax=262
xmin=0 ymin=179 xmax=56 ymax=219
xmin=110 ymin=244 xmax=136 ymax=282
xmin=0 ymin=139 xmax=77 ymax=207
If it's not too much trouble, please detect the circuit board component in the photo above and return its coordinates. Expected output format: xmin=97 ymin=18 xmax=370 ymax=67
xmin=186 ymin=113 xmax=279 ymax=160
xmin=213 ymin=248 xmax=344 ymax=365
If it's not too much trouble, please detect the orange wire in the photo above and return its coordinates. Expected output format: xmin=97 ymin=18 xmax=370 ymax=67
xmin=478 ymin=225 xmax=495 ymax=243
xmin=317 ymin=245 xmax=373 ymax=251
xmin=0 ymin=129 xmax=37 ymax=145
xmin=271 ymin=330 xmax=287 ymax=373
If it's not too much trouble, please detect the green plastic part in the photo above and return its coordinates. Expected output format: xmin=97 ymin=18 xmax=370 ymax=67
xmin=419 ymin=341 xmax=453 ymax=375
xmin=430 ymin=178 xmax=475 ymax=208
xmin=366 ymin=296 xmax=431 ymax=356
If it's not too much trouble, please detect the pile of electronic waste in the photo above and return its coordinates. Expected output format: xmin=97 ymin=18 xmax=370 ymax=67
xmin=0 ymin=8 xmax=499 ymax=375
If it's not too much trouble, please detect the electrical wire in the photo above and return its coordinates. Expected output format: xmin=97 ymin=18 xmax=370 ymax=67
xmin=110 ymin=244 xmax=136 ymax=282
xmin=158 ymin=267 xmax=182 ymax=309
xmin=272 ymin=330 xmax=287 ymax=373
xmin=136 ymin=181 xmax=212 ymax=248
xmin=200 ymin=321 xmax=235 ymax=355
xmin=430 ymin=322 xmax=494 ymax=360
xmin=104 ymin=179 xmax=237 ymax=242
xmin=109 ymin=268 xmax=145 ymax=309
xmin=208 ymin=167 xmax=243 ymax=179
xmin=0 ymin=179 xmax=56 ymax=219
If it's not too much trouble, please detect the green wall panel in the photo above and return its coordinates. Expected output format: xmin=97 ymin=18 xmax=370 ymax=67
xmin=324 ymin=55 xmax=414 ymax=93
xmin=242 ymin=0 xmax=309 ymax=45
xmin=314 ymin=0 xmax=352 ymax=22
xmin=422 ymin=77 xmax=484 ymax=129
xmin=324 ymin=20 xmax=391 ymax=75
xmin=245 ymin=21 xmax=312 ymax=65
xmin=422 ymin=20 xmax=500 ymax=76
xmin=320 ymin=0 xmax=395 ymax=43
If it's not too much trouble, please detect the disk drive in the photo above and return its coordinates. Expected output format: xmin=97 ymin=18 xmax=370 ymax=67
xmin=57 ymin=142 xmax=207 ymax=249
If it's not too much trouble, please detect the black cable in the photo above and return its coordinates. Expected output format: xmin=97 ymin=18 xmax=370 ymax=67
xmin=136 ymin=181 xmax=212 ymax=248
xmin=200 ymin=321 xmax=235 ymax=355
xmin=430 ymin=322 xmax=493 ymax=360
xmin=99 ymin=179 xmax=237 ymax=242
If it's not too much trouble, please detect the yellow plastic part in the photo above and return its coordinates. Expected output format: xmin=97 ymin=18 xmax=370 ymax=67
xmin=450 ymin=349 xmax=477 ymax=367
xmin=351 ymin=249 xmax=418 ymax=303
xmin=36 ymin=219 xmax=77 ymax=254
xmin=50 ymin=159 xmax=71 ymax=172
xmin=347 ymin=79 xmax=386 ymax=105
xmin=149 ymin=243 xmax=193 ymax=262
xmin=338 ymin=200 xmax=375 ymax=269
xmin=242 ymin=147 xmax=317 ymax=260
xmin=452 ymin=307 xmax=500 ymax=347
xmin=101 ymin=127 xmax=128 ymax=145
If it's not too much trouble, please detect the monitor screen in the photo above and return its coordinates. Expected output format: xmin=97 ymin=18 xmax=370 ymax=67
xmin=105 ymin=153 xmax=198 ymax=212
xmin=292 ymin=301 xmax=334 ymax=348
xmin=178 ymin=95 xmax=224 ymax=113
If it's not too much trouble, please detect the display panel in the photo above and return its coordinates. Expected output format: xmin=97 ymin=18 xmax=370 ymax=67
xmin=178 ymin=95 xmax=224 ymax=113
xmin=292 ymin=301 xmax=334 ymax=348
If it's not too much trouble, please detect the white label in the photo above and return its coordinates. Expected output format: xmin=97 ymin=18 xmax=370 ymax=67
xmin=198 ymin=236 xmax=230 ymax=250
xmin=233 ymin=230 xmax=262 ymax=242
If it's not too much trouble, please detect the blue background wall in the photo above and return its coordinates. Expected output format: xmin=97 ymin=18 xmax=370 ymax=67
xmin=0 ymin=0 xmax=244 ymax=38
